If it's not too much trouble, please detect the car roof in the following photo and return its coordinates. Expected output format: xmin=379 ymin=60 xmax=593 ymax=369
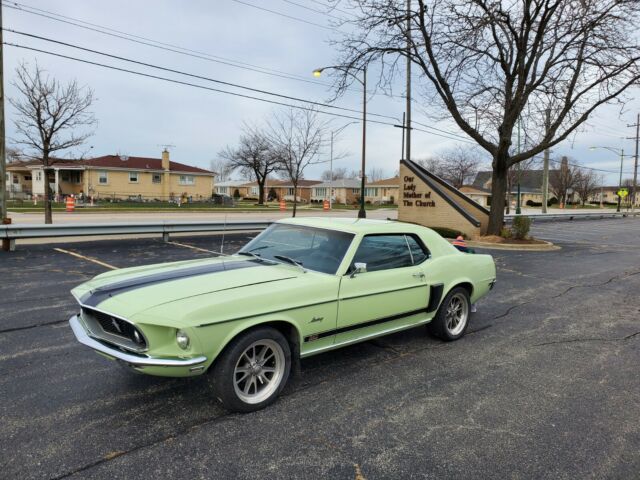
xmin=276 ymin=217 xmax=427 ymax=235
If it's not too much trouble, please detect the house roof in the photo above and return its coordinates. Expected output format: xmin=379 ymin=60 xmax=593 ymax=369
xmin=459 ymin=185 xmax=491 ymax=194
xmin=215 ymin=180 xmax=250 ymax=187
xmin=313 ymin=178 xmax=362 ymax=189
xmin=242 ymin=179 xmax=323 ymax=188
xmin=84 ymin=155 xmax=213 ymax=174
xmin=6 ymin=155 xmax=213 ymax=175
xmin=472 ymin=169 xmax=560 ymax=192
xmin=7 ymin=158 xmax=82 ymax=170
xmin=367 ymin=176 xmax=400 ymax=187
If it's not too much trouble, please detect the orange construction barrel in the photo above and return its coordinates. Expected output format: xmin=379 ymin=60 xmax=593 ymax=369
xmin=323 ymin=199 xmax=330 ymax=211
xmin=66 ymin=196 xmax=75 ymax=212
xmin=279 ymin=199 xmax=286 ymax=211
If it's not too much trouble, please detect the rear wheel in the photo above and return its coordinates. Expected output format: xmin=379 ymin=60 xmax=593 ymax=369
xmin=428 ymin=287 xmax=471 ymax=341
xmin=211 ymin=327 xmax=291 ymax=412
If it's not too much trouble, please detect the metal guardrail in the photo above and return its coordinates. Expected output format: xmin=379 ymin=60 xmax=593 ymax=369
xmin=504 ymin=212 xmax=638 ymax=223
xmin=0 ymin=221 xmax=271 ymax=251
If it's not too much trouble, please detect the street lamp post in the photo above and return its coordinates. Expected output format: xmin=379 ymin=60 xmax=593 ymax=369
xmin=590 ymin=146 xmax=629 ymax=212
xmin=314 ymin=65 xmax=367 ymax=218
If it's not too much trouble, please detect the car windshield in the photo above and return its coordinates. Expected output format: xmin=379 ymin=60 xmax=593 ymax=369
xmin=238 ymin=224 xmax=354 ymax=274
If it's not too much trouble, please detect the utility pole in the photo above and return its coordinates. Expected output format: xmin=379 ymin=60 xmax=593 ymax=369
xmin=617 ymin=149 xmax=624 ymax=213
xmin=0 ymin=1 xmax=10 ymax=251
xmin=541 ymin=108 xmax=551 ymax=214
xmin=329 ymin=130 xmax=334 ymax=210
xmin=400 ymin=112 xmax=405 ymax=160
xmin=516 ymin=117 xmax=522 ymax=215
xmin=626 ymin=113 xmax=639 ymax=214
xmin=405 ymin=0 xmax=411 ymax=163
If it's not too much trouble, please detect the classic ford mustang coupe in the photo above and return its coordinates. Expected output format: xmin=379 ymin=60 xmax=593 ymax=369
xmin=69 ymin=218 xmax=496 ymax=412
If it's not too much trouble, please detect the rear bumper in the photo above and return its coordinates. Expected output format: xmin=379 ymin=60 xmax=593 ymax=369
xmin=69 ymin=315 xmax=207 ymax=368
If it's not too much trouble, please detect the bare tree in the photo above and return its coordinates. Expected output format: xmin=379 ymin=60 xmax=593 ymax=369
xmin=219 ymin=124 xmax=277 ymax=205
xmin=549 ymin=156 xmax=579 ymax=206
xmin=10 ymin=61 xmax=96 ymax=223
xmin=574 ymin=168 xmax=601 ymax=206
xmin=267 ymin=108 xmax=329 ymax=217
xmin=335 ymin=0 xmax=640 ymax=234
xmin=366 ymin=167 xmax=387 ymax=182
xmin=6 ymin=147 xmax=25 ymax=163
xmin=321 ymin=166 xmax=350 ymax=181
xmin=418 ymin=145 xmax=485 ymax=188
xmin=209 ymin=158 xmax=236 ymax=182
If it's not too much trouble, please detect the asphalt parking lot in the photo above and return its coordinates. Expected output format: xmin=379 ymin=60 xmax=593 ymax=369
xmin=1 ymin=218 xmax=639 ymax=479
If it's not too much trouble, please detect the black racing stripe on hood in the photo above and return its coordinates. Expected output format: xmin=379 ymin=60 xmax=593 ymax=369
xmin=80 ymin=259 xmax=263 ymax=307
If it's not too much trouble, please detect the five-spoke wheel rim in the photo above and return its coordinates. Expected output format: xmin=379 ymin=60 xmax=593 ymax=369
xmin=233 ymin=339 xmax=285 ymax=404
xmin=445 ymin=292 xmax=469 ymax=336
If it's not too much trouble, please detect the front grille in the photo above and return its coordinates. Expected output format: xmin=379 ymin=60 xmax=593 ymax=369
xmin=82 ymin=307 xmax=147 ymax=351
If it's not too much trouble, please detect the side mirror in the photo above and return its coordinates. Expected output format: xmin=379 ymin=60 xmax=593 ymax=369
xmin=350 ymin=262 xmax=367 ymax=277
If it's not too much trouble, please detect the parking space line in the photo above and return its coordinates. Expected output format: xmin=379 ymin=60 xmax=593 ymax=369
xmin=167 ymin=240 xmax=225 ymax=255
xmin=53 ymin=248 xmax=118 ymax=270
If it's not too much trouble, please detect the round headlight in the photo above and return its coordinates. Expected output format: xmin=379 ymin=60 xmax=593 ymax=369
xmin=176 ymin=329 xmax=190 ymax=350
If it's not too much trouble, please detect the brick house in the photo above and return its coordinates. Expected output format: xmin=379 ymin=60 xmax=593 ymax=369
xmin=5 ymin=150 xmax=215 ymax=201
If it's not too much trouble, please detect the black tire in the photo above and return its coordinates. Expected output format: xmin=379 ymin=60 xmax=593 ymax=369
xmin=211 ymin=327 xmax=291 ymax=413
xmin=427 ymin=286 xmax=471 ymax=341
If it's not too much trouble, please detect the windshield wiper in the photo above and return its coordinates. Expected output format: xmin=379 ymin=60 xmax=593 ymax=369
xmin=273 ymin=255 xmax=305 ymax=270
xmin=237 ymin=251 xmax=276 ymax=263
xmin=248 ymin=245 xmax=270 ymax=253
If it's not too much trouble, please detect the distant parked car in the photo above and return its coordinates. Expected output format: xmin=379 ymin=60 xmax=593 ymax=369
xmin=69 ymin=218 xmax=496 ymax=412
xmin=211 ymin=193 xmax=234 ymax=205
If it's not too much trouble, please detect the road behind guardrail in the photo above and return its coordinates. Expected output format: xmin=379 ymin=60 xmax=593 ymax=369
xmin=0 ymin=221 xmax=271 ymax=251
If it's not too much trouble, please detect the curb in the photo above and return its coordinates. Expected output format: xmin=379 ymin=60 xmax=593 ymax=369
xmin=464 ymin=239 xmax=560 ymax=251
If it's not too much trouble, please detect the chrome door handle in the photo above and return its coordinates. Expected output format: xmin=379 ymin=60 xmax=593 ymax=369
xmin=412 ymin=272 xmax=425 ymax=279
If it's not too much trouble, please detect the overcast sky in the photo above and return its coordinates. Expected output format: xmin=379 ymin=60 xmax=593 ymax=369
xmin=4 ymin=0 xmax=639 ymax=184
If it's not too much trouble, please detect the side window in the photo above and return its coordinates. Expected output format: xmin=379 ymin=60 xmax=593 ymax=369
xmin=406 ymin=235 xmax=429 ymax=264
xmin=352 ymin=235 xmax=413 ymax=272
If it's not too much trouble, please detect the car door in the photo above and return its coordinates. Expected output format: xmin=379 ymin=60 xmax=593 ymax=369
xmin=335 ymin=234 xmax=430 ymax=344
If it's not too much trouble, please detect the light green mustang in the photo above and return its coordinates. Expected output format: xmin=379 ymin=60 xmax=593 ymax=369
xmin=69 ymin=218 xmax=496 ymax=412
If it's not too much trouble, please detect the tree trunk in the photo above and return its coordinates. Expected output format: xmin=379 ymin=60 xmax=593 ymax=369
xmin=487 ymin=154 xmax=509 ymax=235
xmin=257 ymin=180 xmax=265 ymax=205
xmin=292 ymin=185 xmax=298 ymax=217
xmin=43 ymin=167 xmax=53 ymax=224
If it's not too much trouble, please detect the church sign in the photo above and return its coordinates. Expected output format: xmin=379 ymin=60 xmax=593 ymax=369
xmin=398 ymin=160 xmax=490 ymax=238
xmin=402 ymin=176 xmax=436 ymax=207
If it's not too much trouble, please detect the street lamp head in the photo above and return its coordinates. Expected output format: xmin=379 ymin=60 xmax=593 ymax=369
xmin=312 ymin=68 xmax=324 ymax=78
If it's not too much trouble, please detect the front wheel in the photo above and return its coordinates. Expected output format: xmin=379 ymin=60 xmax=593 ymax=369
xmin=210 ymin=327 xmax=291 ymax=413
xmin=428 ymin=287 xmax=471 ymax=341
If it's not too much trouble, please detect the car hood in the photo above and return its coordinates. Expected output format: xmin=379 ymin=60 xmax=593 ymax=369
xmin=71 ymin=256 xmax=301 ymax=318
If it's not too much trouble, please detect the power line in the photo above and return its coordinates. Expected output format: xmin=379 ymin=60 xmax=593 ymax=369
xmin=5 ymin=41 xmax=380 ymax=121
xmin=411 ymin=119 xmax=472 ymax=143
xmin=4 ymin=0 xmax=475 ymax=141
xmin=5 ymin=41 xmax=479 ymax=146
xmin=5 ymin=28 xmax=400 ymax=122
xmin=5 ymin=29 xmax=479 ymax=142
xmin=303 ymin=0 xmax=359 ymax=18
xmin=229 ymin=0 xmax=340 ymax=32
xmin=546 ymin=156 xmax=635 ymax=175
xmin=2 ymin=1 xmax=332 ymax=88
xmin=279 ymin=0 xmax=344 ymax=20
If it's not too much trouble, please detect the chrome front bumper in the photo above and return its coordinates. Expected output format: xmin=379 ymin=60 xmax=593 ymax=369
xmin=69 ymin=315 xmax=207 ymax=368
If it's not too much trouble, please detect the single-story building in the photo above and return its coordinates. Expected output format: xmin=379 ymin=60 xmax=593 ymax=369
xmin=214 ymin=180 xmax=250 ymax=198
xmin=311 ymin=178 xmax=361 ymax=205
xmin=243 ymin=179 xmax=323 ymax=203
xmin=458 ymin=185 xmax=491 ymax=208
xmin=364 ymin=176 xmax=400 ymax=205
